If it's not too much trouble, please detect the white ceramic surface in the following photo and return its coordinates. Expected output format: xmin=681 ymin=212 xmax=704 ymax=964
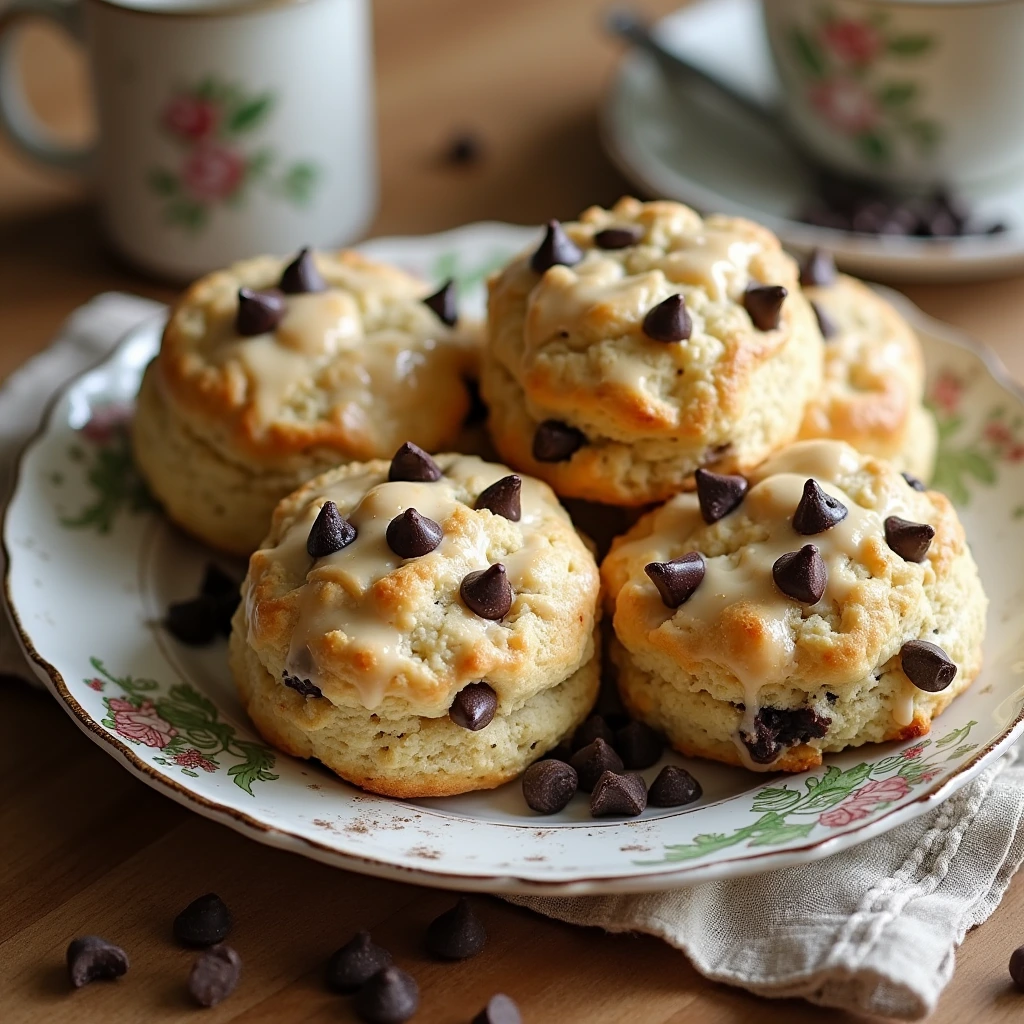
xmin=6 ymin=222 xmax=1024 ymax=895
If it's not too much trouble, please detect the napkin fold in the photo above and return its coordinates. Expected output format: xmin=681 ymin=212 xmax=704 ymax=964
xmin=4 ymin=294 xmax=1024 ymax=1020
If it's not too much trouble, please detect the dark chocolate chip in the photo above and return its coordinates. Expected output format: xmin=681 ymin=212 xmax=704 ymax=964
xmin=533 ymin=419 xmax=586 ymax=462
xmin=590 ymin=771 xmax=647 ymax=818
xmin=530 ymin=219 xmax=582 ymax=273
xmin=773 ymin=544 xmax=827 ymax=604
xmin=307 ymin=500 xmax=357 ymax=559
xmin=326 ymin=931 xmax=393 ymax=994
xmin=426 ymin=897 xmax=486 ymax=960
xmin=423 ymin=279 xmax=458 ymax=326
xmin=355 ymin=966 xmax=420 ymax=1023
xmin=522 ymin=759 xmax=578 ymax=814
xmin=811 ymin=300 xmax=838 ymax=340
xmin=279 ymin=247 xmax=326 ymax=294
xmin=594 ymin=225 xmax=643 ymax=249
xmin=884 ymin=516 xmax=935 ymax=563
xmin=571 ymin=714 xmax=614 ymax=752
xmin=743 ymin=284 xmax=787 ymax=331
xmin=201 ymin=563 xmax=238 ymax=598
xmin=236 ymin=287 xmax=285 ymax=336
xmin=449 ymin=682 xmax=498 ymax=731
xmin=642 ymin=294 xmax=692 ymax=343
xmin=173 ymin=893 xmax=232 ymax=948
xmin=386 ymin=508 xmax=443 ymax=559
xmin=445 ymin=132 xmax=483 ymax=166
xmin=743 ymin=706 xmax=831 ymax=764
xmin=1009 ymin=946 xmax=1024 ymax=992
xmin=66 ymin=936 xmax=129 ymax=988
xmin=463 ymin=376 xmax=488 ymax=426
xmin=475 ymin=475 xmax=521 ymax=521
xmin=644 ymin=552 xmax=705 ymax=609
xmin=694 ymin=468 xmax=748 ymax=524
xmin=902 ymin=471 xmax=927 ymax=492
xmin=389 ymin=441 xmax=442 ymax=482
xmin=800 ymin=248 xmax=837 ymax=288
xmin=283 ymin=672 xmax=322 ymax=699
xmin=188 ymin=944 xmax=241 ymax=1008
xmin=900 ymin=640 xmax=957 ymax=692
xmin=165 ymin=596 xmax=221 ymax=646
xmin=793 ymin=478 xmax=848 ymax=535
xmin=473 ymin=993 xmax=523 ymax=1024
xmin=460 ymin=564 xmax=512 ymax=619
xmin=542 ymin=741 xmax=573 ymax=763
xmin=570 ymin=737 xmax=624 ymax=792
xmin=615 ymin=721 xmax=664 ymax=769
xmin=648 ymin=765 xmax=702 ymax=807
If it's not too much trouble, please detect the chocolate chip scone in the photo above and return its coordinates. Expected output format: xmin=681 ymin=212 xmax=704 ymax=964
xmin=601 ymin=439 xmax=985 ymax=772
xmin=133 ymin=248 xmax=479 ymax=555
xmin=230 ymin=446 xmax=601 ymax=797
xmin=481 ymin=197 xmax=824 ymax=505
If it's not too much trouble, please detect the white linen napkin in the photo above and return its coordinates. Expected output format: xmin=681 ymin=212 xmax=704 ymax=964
xmin=3 ymin=294 xmax=1024 ymax=1020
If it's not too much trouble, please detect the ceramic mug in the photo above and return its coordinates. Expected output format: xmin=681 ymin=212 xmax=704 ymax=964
xmin=761 ymin=0 xmax=1024 ymax=188
xmin=0 ymin=0 xmax=377 ymax=280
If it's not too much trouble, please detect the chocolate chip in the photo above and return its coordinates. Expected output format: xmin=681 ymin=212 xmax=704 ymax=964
xmin=173 ymin=893 xmax=232 ymax=948
xmin=389 ymin=441 xmax=442 ymax=482
xmin=571 ymin=714 xmax=614 ymax=752
xmin=644 ymin=552 xmax=705 ymax=609
xmin=426 ymin=897 xmax=486 ymax=960
xmin=615 ymin=721 xmax=664 ymax=769
xmin=884 ymin=516 xmax=935 ymax=563
xmin=902 ymin=471 xmax=927 ymax=492
xmin=648 ymin=765 xmax=702 ymax=807
xmin=570 ymin=737 xmax=624 ymax=792
xmin=279 ymin=247 xmax=326 ymax=294
xmin=460 ymin=564 xmax=512 ymax=620
xmin=532 ymin=419 xmax=586 ymax=462
xmin=743 ymin=284 xmax=787 ymax=331
xmin=542 ymin=741 xmax=573 ymax=763
xmin=475 ymin=475 xmax=521 ymax=521
xmin=386 ymin=508 xmax=443 ymax=559
xmin=307 ymin=500 xmax=357 ymax=559
xmin=743 ymin=706 xmax=831 ymax=764
xmin=66 ymin=936 xmax=129 ymax=988
xmin=530 ymin=219 xmax=582 ymax=273
xmin=811 ymin=300 xmax=838 ymax=340
xmin=449 ymin=682 xmax=498 ymax=731
xmin=326 ymin=931 xmax=393 ymax=993
xmin=773 ymin=544 xmax=827 ymax=604
xmin=201 ymin=563 xmax=237 ymax=598
xmin=1009 ymin=946 xmax=1024 ymax=992
xmin=522 ymin=759 xmax=578 ymax=814
xmin=793 ymin=479 xmax=848 ymax=535
xmin=423 ymin=279 xmax=458 ymax=326
xmin=165 ymin=596 xmax=222 ymax=645
xmin=188 ymin=944 xmax=241 ymax=1008
xmin=236 ymin=287 xmax=285 ymax=336
xmin=800 ymin=248 xmax=837 ymax=288
xmin=473 ymin=993 xmax=523 ymax=1024
xmin=355 ymin=966 xmax=419 ymax=1023
xmin=594 ymin=225 xmax=643 ymax=249
xmin=900 ymin=640 xmax=957 ymax=692
xmin=193 ymin=564 xmax=241 ymax=638
xmin=694 ymin=468 xmax=748 ymax=524
xmin=642 ymin=294 xmax=692 ymax=343
xmin=590 ymin=771 xmax=647 ymax=818
xmin=445 ymin=132 xmax=483 ymax=166
xmin=283 ymin=672 xmax=322 ymax=699
xmin=463 ymin=377 xmax=488 ymax=426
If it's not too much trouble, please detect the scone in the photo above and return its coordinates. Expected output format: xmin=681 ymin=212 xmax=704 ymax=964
xmin=481 ymin=196 xmax=824 ymax=505
xmin=133 ymin=248 xmax=479 ymax=555
xmin=601 ymin=439 xmax=986 ymax=772
xmin=797 ymin=249 xmax=937 ymax=481
xmin=230 ymin=446 xmax=601 ymax=797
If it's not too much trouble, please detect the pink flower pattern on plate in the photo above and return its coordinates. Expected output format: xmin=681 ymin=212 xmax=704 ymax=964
xmin=108 ymin=698 xmax=176 ymax=749
xmin=819 ymin=775 xmax=912 ymax=828
xmin=173 ymin=748 xmax=218 ymax=773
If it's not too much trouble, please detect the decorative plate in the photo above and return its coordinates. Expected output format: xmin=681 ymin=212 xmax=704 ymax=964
xmin=5 ymin=222 xmax=1024 ymax=895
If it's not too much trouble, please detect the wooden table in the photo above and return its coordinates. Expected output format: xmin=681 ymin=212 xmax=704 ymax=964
xmin=3 ymin=1 xmax=1024 ymax=1020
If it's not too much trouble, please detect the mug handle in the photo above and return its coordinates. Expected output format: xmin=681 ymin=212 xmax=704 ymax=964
xmin=0 ymin=0 xmax=91 ymax=173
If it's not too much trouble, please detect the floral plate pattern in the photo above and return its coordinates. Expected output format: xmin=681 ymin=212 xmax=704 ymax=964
xmin=5 ymin=222 xmax=1024 ymax=895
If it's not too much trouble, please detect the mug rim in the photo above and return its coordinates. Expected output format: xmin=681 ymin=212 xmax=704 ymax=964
xmin=764 ymin=0 xmax=1024 ymax=7
xmin=87 ymin=0 xmax=315 ymax=19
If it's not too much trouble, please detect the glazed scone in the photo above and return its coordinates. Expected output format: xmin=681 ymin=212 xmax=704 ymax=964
xmin=133 ymin=249 xmax=479 ymax=555
xmin=602 ymin=440 xmax=986 ymax=772
xmin=798 ymin=252 xmax=937 ymax=481
xmin=231 ymin=447 xmax=601 ymax=797
xmin=481 ymin=197 xmax=824 ymax=505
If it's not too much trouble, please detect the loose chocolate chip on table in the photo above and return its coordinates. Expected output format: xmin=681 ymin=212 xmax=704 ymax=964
xmin=743 ymin=284 xmax=787 ymax=331
xmin=590 ymin=771 xmax=648 ymax=818
xmin=426 ymin=897 xmax=487 ymax=960
xmin=694 ymin=468 xmax=748 ymax=524
xmin=594 ymin=225 xmax=643 ymax=249
xmin=743 ymin=706 xmax=831 ymax=764
xmin=279 ymin=247 xmax=326 ymax=294
xmin=355 ymin=965 xmax=420 ymax=1024
xmin=326 ymin=931 xmax=393 ymax=993
xmin=901 ymin=640 xmax=957 ymax=692
xmin=66 ymin=936 xmax=129 ymax=988
xmin=648 ymin=765 xmax=702 ymax=807
xmin=811 ymin=300 xmax=838 ymax=340
xmin=645 ymin=552 xmax=705 ymax=609
xmin=884 ymin=516 xmax=935 ymax=563
xmin=532 ymin=419 xmax=586 ymax=462
xmin=473 ymin=993 xmax=523 ymax=1024
xmin=793 ymin=478 xmax=848 ymax=535
xmin=461 ymin=564 xmax=513 ymax=619
xmin=1009 ymin=945 xmax=1024 ymax=992
xmin=799 ymin=248 xmax=837 ymax=288
xmin=235 ymin=287 xmax=286 ymax=336
xmin=572 ymin=713 xmax=615 ymax=752
xmin=386 ymin=508 xmax=443 ymax=559
xmin=449 ymin=682 xmax=498 ymax=731
xmin=571 ymin=737 xmax=625 ymax=792
xmin=423 ymin=279 xmax=458 ymax=326
xmin=188 ymin=944 xmax=241 ymax=1008
xmin=902 ymin=471 xmax=927 ymax=492
xmin=475 ymin=474 xmax=522 ymax=521
xmin=174 ymin=893 xmax=232 ymax=948
xmin=283 ymin=672 xmax=323 ymax=699
xmin=522 ymin=759 xmax=578 ymax=814
xmin=642 ymin=294 xmax=692 ymax=343
xmin=616 ymin=721 xmax=664 ymax=770
xmin=530 ymin=219 xmax=582 ymax=273
xmin=307 ymin=500 xmax=357 ymax=559
xmin=389 ymin=441 xmax=443 ymax=483
xmin=773 ymin=544 xmax=827 ymax=604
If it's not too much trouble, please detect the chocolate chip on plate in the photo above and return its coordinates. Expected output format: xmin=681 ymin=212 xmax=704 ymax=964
xmin=615 ymin=721 xmax=664 ymax=770
xmin=793 ymin=479 xmax=848 ymax=535
xmin=743 ymin=284 xmax=787 ymax=331
xmin=648 ymin=765 xmax=702 ymax=807
xmin=307 ymin=499 xmax=357 ymax=559
xmin=66 ymin=936 xmax=129 ymax=988
xmin=165 ymin=596 xmax=221 ymax=646
xmin=902 ymin=471 xmax=927 ymax=492
xmin=522 ymin=759 xmax=578 ymax=814
xmin=173 ymin=893 xmax=232 ymax=948
xmin=594 ymin=225 xmax=643 ymax=250
xmin=283 ymin=672 xmax=322 ymax=699
xmin=532 ymin=419 xmax=586 ymax=463
xmin=1009 ymin=945 xmax=1024 ymax=992
xmin=460 ymin=564 xmax=512 ymax=619
xmin=200 ymin=563 xmax=238 ymax=599
xmin=743 ymin=706 xmax=831 ymax=765
xmin=326 ymin=931 xmax=393 ymax=994
xmin=571 ymin=713 xmax=615 ymax=752
xmin=426 ymin=897 xmax=487 ymax=961
xmin=645 ymin=552 xmax=705 ymax=609
xmin=188 ymin=944 xmax=241 ymax=1008
xmin=694 ymin=468 xmax=748 ymax=524
xmin=642 ymin=294 xmax=692 ymax=343
xmin=900 ymin=640 xmax=957 ymax=692
xmin=423 ymin=279 xmax=458 ymax=326
xmin=811 ymin=300 xmax=838 ymax=340
xmin=530 ymin=219 xmax=582 ymax=273
xmin=355 ymin=965 xmax=420 ymax=1024
xmin=279 ymin=247 xmax=326 ymax=294
xmin=773 ymin=544 xmax=827 ymax=604
xmin=799 ymin=248 xmax=837 ymax=288
xmin=236 ymin=287 xmax=285 ymax=336
xmin=884 ymin=516 xmax=935 ymax=563
xmin=590 ymin=771 xmax=647 ymax=818
xmin=449 ymin=682 xmax=498 ymax=731
xmin=473 ymin=993 xmax=523 ymax=1024
xmin=386 ymin=508 xmax=443 ymax=559
xmin=571 ymin=737 xmax=624 ymax=792
xmin=475 ymin=474 xmax=521 ymax=521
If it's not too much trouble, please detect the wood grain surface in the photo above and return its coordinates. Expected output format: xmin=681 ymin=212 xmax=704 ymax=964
xmin=3 ymin=1 xmax=1024 ymax=1020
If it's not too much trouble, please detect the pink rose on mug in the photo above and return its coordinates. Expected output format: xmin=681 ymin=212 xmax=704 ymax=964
xmin=181 ymin=142 xmax=246 ymax=202
xmin=162 ymin=94 xmax=219 ymax=141
xmin=821 ymin=18 xmax=882 ymax=66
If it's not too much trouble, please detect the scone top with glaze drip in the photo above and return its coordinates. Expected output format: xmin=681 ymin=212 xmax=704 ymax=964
xmin=157 ymin=248 xmax=479 ymax=469
xmin=241 ymin=447 xmax=600 ymax=721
